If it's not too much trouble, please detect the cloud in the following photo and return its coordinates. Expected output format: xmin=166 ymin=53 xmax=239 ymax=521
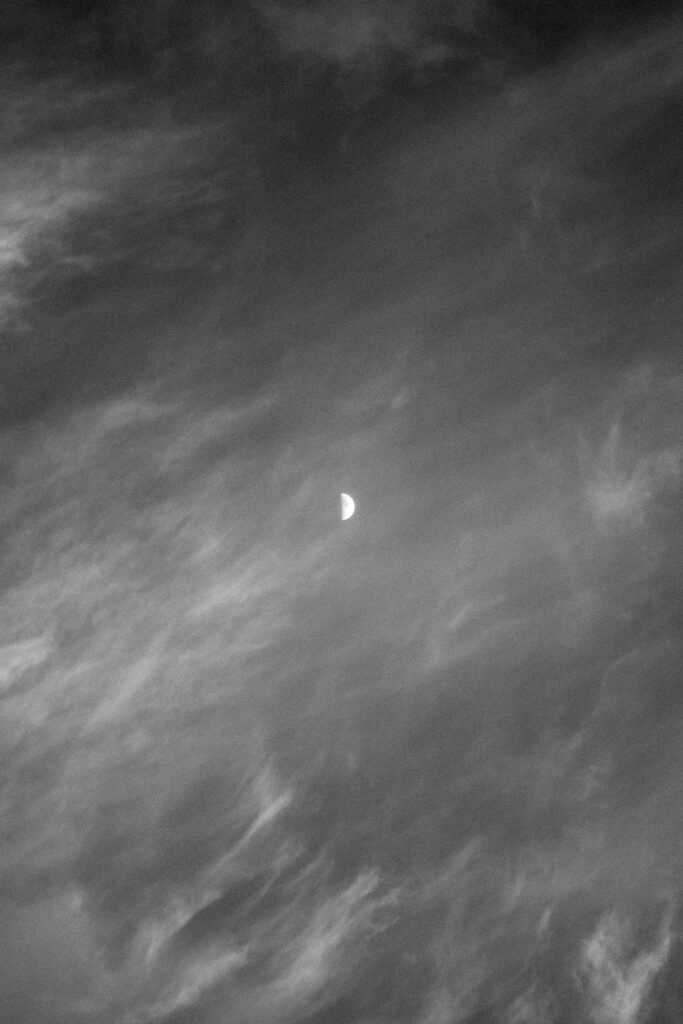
xmin=0 ymin=385 xmax=296 ymax=939
xmin=0 ymin=11 xmax=681 ymax=1023
xmin=134 ymin=946 xmax=249 ymax=1023
xmin=580 ymin=908 xmax=674 ymax=1024
xmin=131 ymin=764 xmax=295 ymax=968
xmin=0 ymin=377 xmax=386 ymax=1019
xmin=585 ymin=421 xmax=681 ymax=526
xmin=258 ymin=0 xmax=500 ymax=100
xmin=506 ymin=986 xmax=557 ymax=1024
xmin=0 ymin=68 xmax=242 ymax=341
xmin=271 ymin=869 xmax=386 ymax=1000
xmin=130 ymin=863 xmax=397 ymax=1022
xmin=261 ymin=0 xmax=421 ymax=64
xmin=0 ymin=634 xmax=52 ymax=692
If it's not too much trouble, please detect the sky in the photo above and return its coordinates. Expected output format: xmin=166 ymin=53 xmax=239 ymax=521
xmin=1 ymin=2 xmax=682 ymax=1022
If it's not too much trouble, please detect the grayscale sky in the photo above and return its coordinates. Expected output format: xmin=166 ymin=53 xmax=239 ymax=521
xmin=1 ymin=3 xmax=682 ymax=1022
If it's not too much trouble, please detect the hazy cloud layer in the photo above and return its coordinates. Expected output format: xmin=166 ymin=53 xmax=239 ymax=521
xmin=0 ymin=5 xmax=682 ymax=1023
xmin=1 ymin=359 xmax=679 ymax=1021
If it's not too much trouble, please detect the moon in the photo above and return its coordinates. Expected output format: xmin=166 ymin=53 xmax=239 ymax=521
xmin=340 ymin=493 xmax=355 ymax=521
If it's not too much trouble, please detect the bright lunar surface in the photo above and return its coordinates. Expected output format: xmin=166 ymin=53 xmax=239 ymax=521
xmin=1 ymin=4 xmax=683 ymax=1024
xmin=341 ymin=493 xmax=356 ymax=521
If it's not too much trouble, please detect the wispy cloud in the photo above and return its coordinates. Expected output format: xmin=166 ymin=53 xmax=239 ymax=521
xmin=132 ymin=946 xmax=249 ymax=1023
xmin=271 ymin=869 xmax=389 ymax=1001
xmin=0 ymin=380 xmax=355 ymax=1019
xmin=580 ymin=907 xmax=674 ymax=1024
xmin=506 ymin=986 xmax=557 ymax=1024
xmin=0 ymin=634 xmax=52 ymax=692
xmin=0 ymin=70 xmax=239 ymax=337
xmin=0 ymin=9 xmax=682 ymax=1022
xmin=259 ymin=0 xmax=494 ymax=76
xmin=585 ymin=421 xmax=681 ymax=526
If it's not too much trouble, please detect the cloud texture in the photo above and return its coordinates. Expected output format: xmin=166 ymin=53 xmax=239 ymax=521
xmin=0 ymin=4 xmax=682 ymax=1023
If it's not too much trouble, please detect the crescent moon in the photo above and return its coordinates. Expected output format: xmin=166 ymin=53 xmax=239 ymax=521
xmin=340 ymin=493 xmax=355 ymax=521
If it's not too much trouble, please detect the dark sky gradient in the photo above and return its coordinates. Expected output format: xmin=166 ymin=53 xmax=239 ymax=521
xmin=1 ymin=3 xmax=682 ymax=1023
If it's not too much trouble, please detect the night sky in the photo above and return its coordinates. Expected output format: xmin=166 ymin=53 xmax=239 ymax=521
xmin=1 ymin=3 xmax=682 ymax=1023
